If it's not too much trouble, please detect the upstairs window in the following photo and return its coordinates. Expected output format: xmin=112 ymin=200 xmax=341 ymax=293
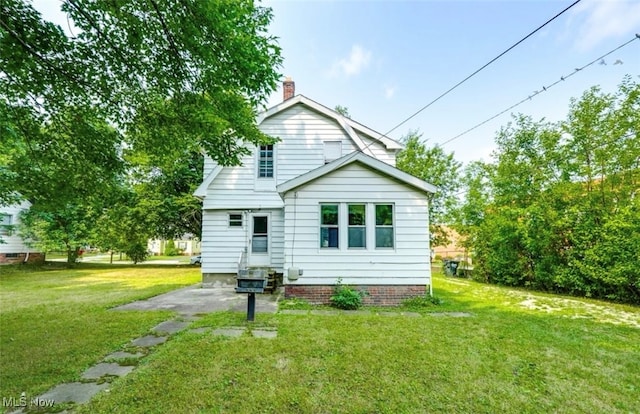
xmin=323 ymin=141 xmax=342 ymax=164
xmin=375 ymin=204 xmax=394 ymax=248
xmin=320 ymin=204 xmax=339 ymax=248
xmin=258 ymin=145 xmax=274 ymax=178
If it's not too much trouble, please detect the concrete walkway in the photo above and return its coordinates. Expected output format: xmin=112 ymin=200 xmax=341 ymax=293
xmin=112 ymin=284 xmax=280 ymax=315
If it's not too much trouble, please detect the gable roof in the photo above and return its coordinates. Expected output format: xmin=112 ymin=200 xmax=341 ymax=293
xmin=277 ymin=151 xmax=438 ymax=195
xmin=257 ymin=95 xmax=404 ymax=153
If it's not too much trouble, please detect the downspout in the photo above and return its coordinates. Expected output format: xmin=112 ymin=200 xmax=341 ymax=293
xmin=23 ymin=251 xmax=30 ymax=264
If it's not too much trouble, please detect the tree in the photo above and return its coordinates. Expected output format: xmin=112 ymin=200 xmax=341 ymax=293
xmin=458 ymin=77 xmax=640 ymax=303
xmin=1 ymin=0 xmax=282 ymax=165
xmin=92 ymin=189 xmax=154 ymax=264
xmin=4 ymin=104 xmax=125 ymax=264
xmin=396 ymin=130 xmax=462 ymax=246
xmin=1 ymin=1 xmax=283 ymax=262
xmin=334 ymin=105 xmax=351 ymax=118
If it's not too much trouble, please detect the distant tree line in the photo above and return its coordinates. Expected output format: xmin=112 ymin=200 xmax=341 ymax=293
xmin=457 ymin=77 xmax=639 ymax=304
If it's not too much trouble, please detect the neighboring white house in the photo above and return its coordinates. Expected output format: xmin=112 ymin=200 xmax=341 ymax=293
xmin=194 ymin=79 xmax=437 ymax=304
xmin=147 ymin=236 xmax=201 ymax=256
xmin=0 ymin=201 xmax=44 ymax=265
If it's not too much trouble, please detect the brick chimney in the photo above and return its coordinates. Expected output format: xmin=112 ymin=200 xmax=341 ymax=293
xmin=283 ymin=77 xmax=295 ymax=101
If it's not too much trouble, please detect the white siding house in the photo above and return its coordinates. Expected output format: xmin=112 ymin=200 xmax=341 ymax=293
xmin=0 ymin=201 xmax=44 ymax=265
xmin=195 ymin=80 xmax=436 ymax=304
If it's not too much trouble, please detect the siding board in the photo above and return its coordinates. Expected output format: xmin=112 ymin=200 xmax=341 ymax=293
xmin=282 ymin=163 xmax=431 ymax=286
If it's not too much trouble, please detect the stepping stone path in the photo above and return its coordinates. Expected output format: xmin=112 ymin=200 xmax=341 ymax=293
xmin=131 ymin=334 xmax=167 ymax=347
xmin=38 ymin=382 xmax=110 ymax=404
xmin=104 ymin=351 xmax=144 ymax=360
xmin=210 ymin=326 xmax=279 ymax=339
xmin=152 ymin=320 xmax=190 ymax=335
xmin=251 ymin=328 xmax=278 ymax=339
xmin=81 ymin=363 xmax=135 ymax=380
xmin=17 ymin=315 xmax=198 ymax=413
xmin=211 ymin=327 xmax=247 ymax=338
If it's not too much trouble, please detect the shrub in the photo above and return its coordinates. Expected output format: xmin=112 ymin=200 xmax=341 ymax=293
xmin=164 ymin=240 xmax=179 ymax=256
xmin=330 ymin=278 xmax=366 ymax=310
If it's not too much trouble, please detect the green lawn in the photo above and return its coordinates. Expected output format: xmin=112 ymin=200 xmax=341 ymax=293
xmin=1 ymin=265 xmax=639 ymax=413
xmin=0 ymin=263 xmax=200 ymax=409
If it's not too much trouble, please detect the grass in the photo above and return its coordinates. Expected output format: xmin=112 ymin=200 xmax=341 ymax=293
xmin=2 ymin=265 xmax=639 ymax=413
xmin=80 ymin=272 xmax=639 ymax=414
xmin=0 ymin=262 xmax=200 ymax=407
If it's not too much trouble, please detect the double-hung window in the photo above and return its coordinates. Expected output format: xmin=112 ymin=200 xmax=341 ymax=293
xmin=348 ymin=204 xmax=366 ymax=248
xmin=258 ymin=145 xmax=274 ymax=178
xmin=375 ymin=204 xmax=394 ymax=248
xmin=320 ymin=204 xmax=339 ymax=248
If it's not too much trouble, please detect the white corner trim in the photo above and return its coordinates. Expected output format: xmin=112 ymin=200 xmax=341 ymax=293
xmin=344 ymin=118 xmax=404 ymax=150
xmin=334 ymin=116 xmax=375 ymax=157
xmin=194 ymin=165 xmax=223 ymax=198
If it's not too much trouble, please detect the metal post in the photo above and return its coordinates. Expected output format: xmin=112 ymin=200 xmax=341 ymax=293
xmin=247 ymin=292 xmax=256 ymax=322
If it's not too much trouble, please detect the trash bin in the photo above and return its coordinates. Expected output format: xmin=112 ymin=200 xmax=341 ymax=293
xmin=443 ymin=259 xmax=460 ymax=276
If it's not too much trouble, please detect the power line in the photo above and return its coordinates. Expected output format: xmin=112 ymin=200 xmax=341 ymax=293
xmin=332 ymin=0 xmax=582 ymax=172
xmin=341 ymin=0 xmax=583 ymax=166
xmin=381 ymin=0 xmax=583 ymax=138
xmin=437 ymin=34 xmax=640 ymax=148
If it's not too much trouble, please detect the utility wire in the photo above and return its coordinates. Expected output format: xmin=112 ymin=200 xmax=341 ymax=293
xmin=331 ymin=0 xmax=583 ymax=173
xmin=438 ymin=34 xmax=640 ymax=148
xmin=381 ymin=0 xmax=583 ymax=139
xmin=341 ymin=0 xmax=583 ymax=165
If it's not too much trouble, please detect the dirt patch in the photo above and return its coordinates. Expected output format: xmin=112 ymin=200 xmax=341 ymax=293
xmin=517 ymin=294 xmax=640 ymax=328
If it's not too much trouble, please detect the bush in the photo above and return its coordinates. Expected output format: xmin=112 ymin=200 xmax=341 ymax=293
xmin=164 ymin=240 xmax=179 ymax=256
xmin=330 ymin=278 xmax=366 ymax=310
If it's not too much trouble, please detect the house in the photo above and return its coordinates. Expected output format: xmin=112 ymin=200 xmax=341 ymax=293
xmin=0 ymin=201 xmax=45 ymax=265
xmin=147 ymin=236 xmax=201 ymax=256
xmin=195 ymin=79 xmax=437 ymax=305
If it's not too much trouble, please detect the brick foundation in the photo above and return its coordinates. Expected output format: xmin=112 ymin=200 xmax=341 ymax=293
xmin=285 ymin=284 xmax=427 ymax=306
xmin=0 ymin=252 xmax=45 ymax=265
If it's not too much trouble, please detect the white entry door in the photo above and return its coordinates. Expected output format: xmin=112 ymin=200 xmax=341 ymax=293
xmin=248 ymin=213 xmax=270 ymax=267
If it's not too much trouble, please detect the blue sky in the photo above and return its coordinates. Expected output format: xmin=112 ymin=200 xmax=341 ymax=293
xmin=34 ymin=0 xmax=640 ymax=165
xmin=262 ymin=0 xmax=640 ymax=164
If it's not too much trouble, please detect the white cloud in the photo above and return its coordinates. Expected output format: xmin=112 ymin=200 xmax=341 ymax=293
xmin=330 ymin=45 xmax=372 ymax=77
xmin=384 ymin=84 xmax=396 ymax=99
xmin=569 ymin=0 xmax=640 ymax=50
